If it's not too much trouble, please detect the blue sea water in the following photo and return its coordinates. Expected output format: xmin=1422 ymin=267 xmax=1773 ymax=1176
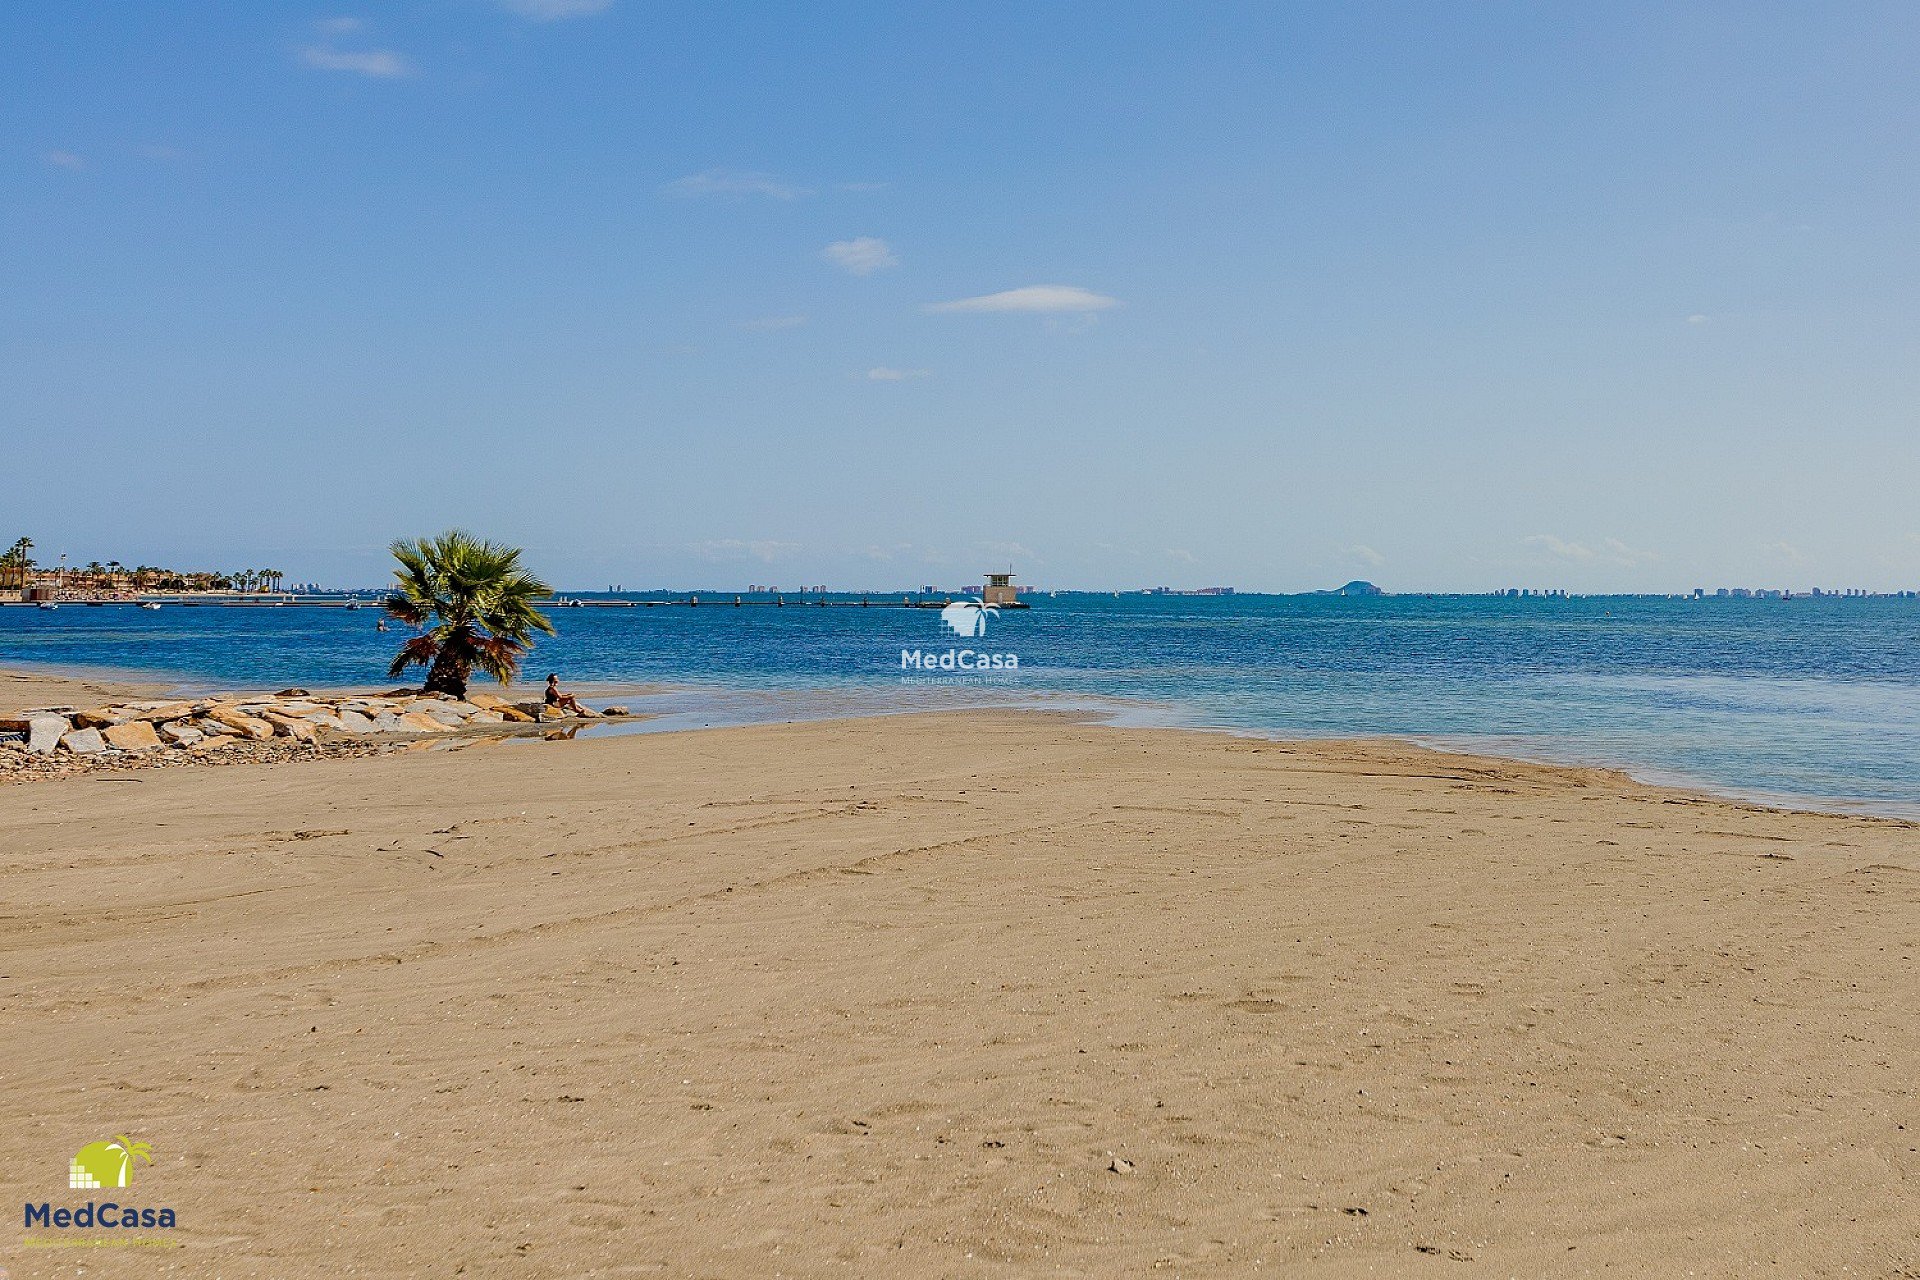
xmin=4 ymin=593 xmax=1918 ymax=816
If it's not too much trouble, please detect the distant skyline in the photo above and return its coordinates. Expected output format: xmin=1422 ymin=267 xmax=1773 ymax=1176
xmin=6 ymin=2 xmax=1919 ymax=592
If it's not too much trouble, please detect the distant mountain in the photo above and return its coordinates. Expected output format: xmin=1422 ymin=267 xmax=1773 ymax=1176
xmin=1323 ymin=580 xmax=1385 ymax=597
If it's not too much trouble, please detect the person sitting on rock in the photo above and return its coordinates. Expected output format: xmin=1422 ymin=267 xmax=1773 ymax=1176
xmin=544 ymin=674 xmax=589 ymax=716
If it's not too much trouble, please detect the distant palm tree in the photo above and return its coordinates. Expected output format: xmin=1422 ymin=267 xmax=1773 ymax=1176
xmin=384 ymin=530 xmax=554 ymax=699
xmin=2 ymin=537 xmax=31 ymax=567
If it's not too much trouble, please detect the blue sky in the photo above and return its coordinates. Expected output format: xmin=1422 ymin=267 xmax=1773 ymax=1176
xmin=5 ymin=1 xmax=1918 ymax=591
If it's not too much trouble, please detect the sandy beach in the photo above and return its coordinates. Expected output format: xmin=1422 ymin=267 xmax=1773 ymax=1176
xmin=3 ymin=679 xmax=1916 ymax=1277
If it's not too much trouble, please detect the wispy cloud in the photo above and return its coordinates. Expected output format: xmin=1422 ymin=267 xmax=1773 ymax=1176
xmin=499 ymin=0 xmax=613 ymax=17
xmin=1687 ymin=313 xmax=1709 ymax=325
xmin=300 ymin=45 xmax=413 ymax=78
xmin=663 ymin=169 xmax=810 ymax=200
xmin=822 ymin=236 xmax=897 ymax=276
xmin=1166 ymin=548 xmax=1198 ymax=565
xmin=866 ymin=367 xmax=929 ymax=381
xmin=926 ymin=284 xmax=1120 ymax=315
xmin=739 ymin=314 xmax=808 ymax=331
xmin=317 ymin=16 xmax=363 ymax=34
xmin=1765 ymin=540 xmax=1811 ymax=565
xmin=1343 ymin=544 xmax=1386 ymax=568
xmin=690 ymin=538 xmax=800 ymax=564
xmin=1524 ymin=534 xmax=1658 ymax=566
xmin=44 ymin=150 xmax=86 ymax=171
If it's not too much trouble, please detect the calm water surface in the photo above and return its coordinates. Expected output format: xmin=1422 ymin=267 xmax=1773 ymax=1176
xmin=4 ymin=594 xmax=1916 ymax=816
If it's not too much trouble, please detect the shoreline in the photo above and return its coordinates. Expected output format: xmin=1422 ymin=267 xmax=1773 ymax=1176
xmin=3 ymin=706 xmax=1914 ymax=1274
xmin=4 ymin=661 xmax=1916 ymax=821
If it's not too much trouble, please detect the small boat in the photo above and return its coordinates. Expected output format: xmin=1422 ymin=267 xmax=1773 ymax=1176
xmin=141 ymin=602 xmax=162 ymax=611
xmin=345 ymin=601 xmax=361 ymax=611
xmin=37 ymin=602 xmax=58 ymax=610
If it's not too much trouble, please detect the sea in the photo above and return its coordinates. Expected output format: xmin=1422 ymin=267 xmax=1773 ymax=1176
xmin=5 ymin=592 xmax=1918 ymax=817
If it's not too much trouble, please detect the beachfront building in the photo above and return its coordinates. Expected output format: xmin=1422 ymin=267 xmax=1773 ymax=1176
xmin=982 ymin=571 xmax=1019 ymax=608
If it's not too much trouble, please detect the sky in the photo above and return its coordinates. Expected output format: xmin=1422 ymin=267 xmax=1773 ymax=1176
xmin=5 ymin=1 xmax=1919 ymax=593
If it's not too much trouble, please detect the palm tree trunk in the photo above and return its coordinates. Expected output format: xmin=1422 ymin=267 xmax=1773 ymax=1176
xmin=422 ymin=647 xmax=469 ymax=699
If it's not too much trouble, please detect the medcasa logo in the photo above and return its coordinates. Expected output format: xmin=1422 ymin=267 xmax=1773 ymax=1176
xmin=24 ymin=1135 xmax=177 ymax=1232
xmin=900 ymin=596 xmax=1020 ymax=681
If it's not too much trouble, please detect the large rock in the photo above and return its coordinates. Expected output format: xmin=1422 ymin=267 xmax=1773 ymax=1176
xmin=261 ymin=712 xmax=318 ymax=743
xmin=72 ymin=706 xmax=134 ymax=729
xmin=466 ymin=692 xmax=509 ymax=711
xmin=333 ymin=711 xmax=375 ymax=735
xmin=102 ymin=721 xmax=163 ymax=752
xmin=60 ymin=727 xmax=107 ymax=755
xmin=126 ymin=701 xmax=196 ymax=724
xmin=27 ymin=714 xmax=70 ymax=756
xmin=499 ymin=707 xmax=536 ymax=723
xmin=395 ymin=712 xmax=455 ymax=734
xmin=158 ymin=721 xmax=204 ymax=746
xmin=406 ymin=700 xmax=478 ymax=724
xmin=206 ymin=705 xmax=275 ymax=741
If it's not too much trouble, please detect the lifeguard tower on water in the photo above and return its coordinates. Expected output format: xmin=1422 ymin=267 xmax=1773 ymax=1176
xmin=982 ymin=570 xmax=1026 ymax=609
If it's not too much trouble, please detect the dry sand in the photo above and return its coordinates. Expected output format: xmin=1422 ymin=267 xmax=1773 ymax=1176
xmin=2 ymin=696 xmax=1916 ymax=1277
xmin=0 ymin=666 xmax=161 ymax=713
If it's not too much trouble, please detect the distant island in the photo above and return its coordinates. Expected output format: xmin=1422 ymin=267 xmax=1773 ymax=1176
xmin=1321 ymin=580 xmax=1385 ymax=597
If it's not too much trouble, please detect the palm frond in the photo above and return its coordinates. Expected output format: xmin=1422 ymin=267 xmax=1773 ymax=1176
xmin=387 ymin=633 xmax=440 ymax=678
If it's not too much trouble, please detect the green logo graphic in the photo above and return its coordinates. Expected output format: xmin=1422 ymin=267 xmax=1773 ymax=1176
xmin=68 ymin=1136 xmax=152 ymax=1190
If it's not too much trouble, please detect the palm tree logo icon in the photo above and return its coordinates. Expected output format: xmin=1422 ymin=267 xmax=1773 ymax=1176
xmin=940 ymin=598 xmax=998 ymax=637
xmin=70 ymin=1136 xmax=153 ymax=1189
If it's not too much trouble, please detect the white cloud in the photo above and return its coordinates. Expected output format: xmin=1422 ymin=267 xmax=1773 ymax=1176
xmin=1687 ymin=314 xmax=1709 ymax=325
xmin=866 ymin=367 xmax=929 ymax=381
xmin=663 ymin=169 xmax=810 ymax=200
xmin=317 ymin=16 xmax=363 ymax=34
xmin=1343 ymin=544 xmax=1386 ymax=568
xmin=1765 ymin=540 xmax=1811 ymax=565
xmin=739 ymin=314 xmax=808 ymax=331
xmin=690 ymin=539 xmax=800 ymax=564
xmin=499 ymin=0 xmax=613 ymax=16
xmin=822 ymin=236 xmax=897 ymax=276
xmin=1524 ymin=534 xmax=1658 ymax=566
xmin=300 ymin=46 xmax=413 ymax=78
xmin=926 ymin=284 xmax=1120 ymax=314
xmin=44 ymin=150 xmax=85 ymax=171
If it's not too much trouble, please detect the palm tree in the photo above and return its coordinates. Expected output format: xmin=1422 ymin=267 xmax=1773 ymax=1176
xmin=384 ymin=530 xmax=554 ymax=699
xmin=2 ymin=537 xmax=31 ymax=568
xmin=108 ymin=1135 xmax=153 ymax=1186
